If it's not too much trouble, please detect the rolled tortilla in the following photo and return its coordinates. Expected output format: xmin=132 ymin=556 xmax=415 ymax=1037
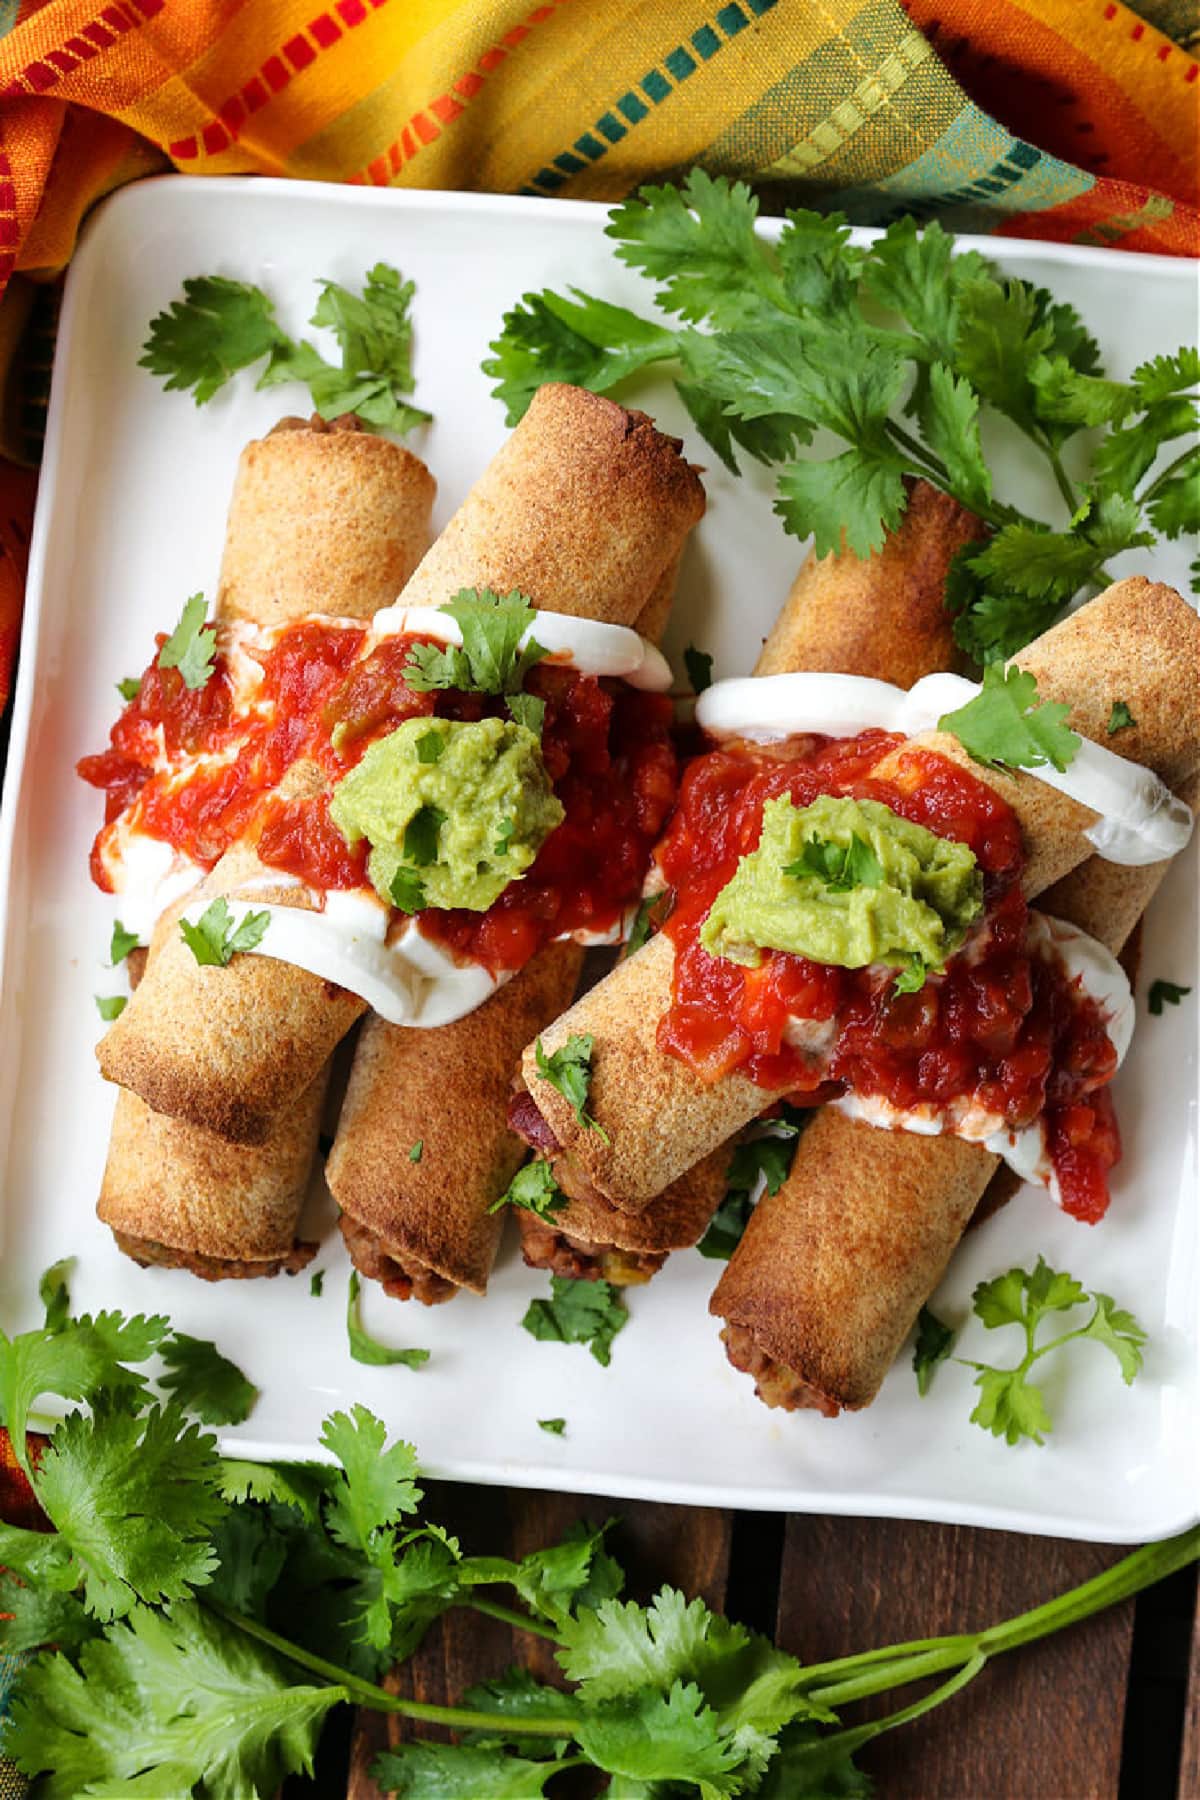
xmin=329 ymin=941 xmax=583 ymax=1300
xmin=516 ymin=578 xmax=1200 ymax=1212
xmin=754 ymin=480 xmax=984 ymax=684
xmin=398 ymin=383 xmax=704 ymax=625
xmin=96 ymin=900 xmax=325 ymax=1277
xmin=96 ymin=420 xmax=437 ymax=1141
xmin=517 ymin=1143 xmax=729 ymax=1286
xmin=711 ymin=769 xmax=1200 ymax=1414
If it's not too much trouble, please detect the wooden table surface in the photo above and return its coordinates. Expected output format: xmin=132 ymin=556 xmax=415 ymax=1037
xmin=328 ymin=1484 xmax=1200 ymax=1800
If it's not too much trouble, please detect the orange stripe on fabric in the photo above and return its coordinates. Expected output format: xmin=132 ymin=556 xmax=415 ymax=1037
xmin=904 ymin=0 xmax=1200 ymax=207
xmin=995 ymin=178 xmax=1197 ymax=255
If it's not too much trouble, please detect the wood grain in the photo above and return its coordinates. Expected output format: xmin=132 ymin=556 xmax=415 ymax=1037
xmin=775 ymin=1518 xmax=1135 ymax=1799
xmin=346 ymin=1481 xmax=731 ymax=1796
xmin=1179 ymin=1588 xmax=1200 ymax=1800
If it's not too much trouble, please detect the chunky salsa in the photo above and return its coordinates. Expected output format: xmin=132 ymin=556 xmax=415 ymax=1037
xmin=78 ymin=617 xmax=678 ymax=975
xmin=653 ymin=731 xmax=1120 ymax=1223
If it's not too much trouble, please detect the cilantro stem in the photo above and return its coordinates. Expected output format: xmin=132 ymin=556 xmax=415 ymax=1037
xmin=203 ymin=1599 xmax=581 ymax=1738
xmin=1139 ymin=442 xmax=1198 ymax=503
xmin=1042 ymin=439 xmax=1080 ymax=516
xmin=883 ymin=419 xmax=1021 ymax=532
xmin=799 ymin=1650 xmax=989 ymax=1765
xmin=468 ymin=1595 xmax=563 ymax=1642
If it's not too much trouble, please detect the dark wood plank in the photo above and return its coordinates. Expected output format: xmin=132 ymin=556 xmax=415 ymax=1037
xmin=346 ymin=1482 xmax=732 ymax=1795
xmin=775 ymin=1518 xmax=1135 ymax=1799
xmin=1180 ymin=1587 xmax=1200 ymax=1800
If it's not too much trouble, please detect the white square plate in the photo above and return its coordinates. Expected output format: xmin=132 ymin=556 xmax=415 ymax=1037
xmin=1 ymin=177 xmax=1196 ymax=1542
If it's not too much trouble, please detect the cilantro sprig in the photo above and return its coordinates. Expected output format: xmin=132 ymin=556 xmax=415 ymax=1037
xmin=490 ymin=1159 xmax=567 ymax=1220
xmin=346 ymin=1272 xmax=429 ymax=1370
xmin=785 ymin=832 xmax=883 ymax=892
xmin=698 ymin=1110 xmax=808 ymax=1261
xmin=158 ymin=593 xmax=217 ymax=691
xmin=1148 ymin=978 xmax=1190 ymax=1015
xmin=179 ymin=898 xmax=271 ymax=968
xmin=534 ymin=1033 xmax=610 ymax=1143
xmin=521 ymin=1275 xmax=628 ymax=1367
xmin=937 ymin=664 xmax=1080 ymax=772
xmin=403 ymin=586 xmax=548 ymax=715
xmin=956 ymin=1257 xmax=1146 ymax=1446
xmin=141 ymin=263 xmax=430 ymax=434
xmin=485 ymin=172 xmax=1199 ymax=660
xmin=3 ymin=1262 xmax=1195 ymax=1797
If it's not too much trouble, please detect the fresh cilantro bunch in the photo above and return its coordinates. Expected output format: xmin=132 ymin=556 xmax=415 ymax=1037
xmin=4 ymin=1263 xmax=1196 ymax=1797
xmin=484 ymin=170 xmax=1199 ymax=661
xmin=141 ymin=262 xmax=431 ymax=434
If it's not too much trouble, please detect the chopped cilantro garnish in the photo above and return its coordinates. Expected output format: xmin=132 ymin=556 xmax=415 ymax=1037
xmin=534 ymin=1034 xmax=610 ymax=1143
xmin=389 ymin=866 xmax=426 ymax=914
xmin=94 ymin=995 xmax=127 ymax=1022
xmin=1106 ymin=700 xmax=1137 ymax=735
xmin=912 ymin=1305 xmax=957 ymax=1396
xmin=521 ymin=1275 xmax=628 ymax=1367
xmin=409 ymin=1140 xmax=424 ymax=1164
xmin=116 ymin=675 xmax=142 ymax=703
xmin=494 ymin=817 xmax=516 ymax=857
xmin=893 ymin=954 xmax=929 ymax=996
xmin=538 ymin=1417 xmax=567 ymax=1436
xmin=109 ymin=921 xmax=140 ymax=966
xmin=179 ymin=898 xmax=270 ymax=968
xmin=403 ymin=588 xmax=547 ymax=698
xmin=157 ymin=594 xmax=217 ymax=692
xmin=506 ymin=691 xmax=546 ymax=736
xmin=415 ymin=729 xmax=444 ymax=764
xmin=346 ymin=1272 xmax=429 ymax=1369
xmin=489 ymin=1160 xmax=566 ymax=1220
xmin=683 ymin=644 xmax=713 ymax=693
xmin=623 ymin=890 xmax=670 ymax=958
xmin=937 ymin=664 xmax=1079 ymax=773
xmin=1148 ymin=978 xmax=1190 ymax=1016
xmin=697 ymin=1118 xmax=807 ymax=1261
xmin=309 ymin=1270 xmax=324 ymax=1298
xmin=402 ymin=805 xmax=446 ymax=868
xmin=785 ymin=832 xmax=883 ymax=892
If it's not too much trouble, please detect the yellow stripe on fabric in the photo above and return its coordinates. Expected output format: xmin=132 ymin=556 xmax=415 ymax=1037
xmin=765 ymin=25 xmax=932 ymax=176
xmin=1073 ymin=190 xmax=1175 ymax=245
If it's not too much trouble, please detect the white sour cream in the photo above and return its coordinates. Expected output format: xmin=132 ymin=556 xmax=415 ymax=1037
xmin=696 ymin=669 xmax=1193 ymax=867
xmin=178 ymin=885 xmax=503 ymax=1028
xmin=831 ymin=911 xmax=1133 ymax=1202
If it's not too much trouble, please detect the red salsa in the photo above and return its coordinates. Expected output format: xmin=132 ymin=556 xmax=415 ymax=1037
xmin=78 ymin=618 xmax=678 ymax=976
xmin=653 ymin=733 xmax=1121 ymax=1222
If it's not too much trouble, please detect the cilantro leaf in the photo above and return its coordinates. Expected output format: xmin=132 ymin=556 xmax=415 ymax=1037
xmin=522 ymin=1276 xmax=628 ymax=1367
xmin=140 ymin=275 xmax=285 ymax=404
xmin=697 ymin=1190 xmax=756 ymax=1262
xmin=506 ymin=1519 xmax=623 ymax=1628
xmin=404 ymin=588 xmax=546 ymax=699
xmin=775 ymin=445 xmax=908 ymax=559
xmin=158 ymin=592 xmax=217 ymax=691
xmin=94 ymin=993 xmax=126 ymax=1021
xmin=624 ymin=890 xmax=670 ymax=958
xmin=920 ymin=361 xmax=992 ymax=510
xmin=954 ymin=275 xmax=1051 ymax=437
xmin=389 ymin=866 xmax=427 ymax=914
xmin=684 ymin=644 xmax=714 ymax=693
xmin=699 ymin=1123 xmax=807 ymax=1259
xmin=577 ymin=1679 xmax=743 ymax=1788
xmin=116 ymin=674 xmax=142 ymax=702
xmin=493 ymin=817 xmax=517 ymax=857
xmin=403 ymin=804 xmax=446 ymax=868
xmin=913 ymin=1305 xmax=956 ymax=1396
xmin=409 ymin=1139 xmax=424 ymax=1163
xmin=34 ymin=1395 xmax=226 ymax=1617
xmin=937 ymin=663 xmax=1079 ymax=772
xmin=538 ymin=1417 xmax=567 ymax=1436
xmin=1148 ymin=978 xmax=1190 ymax=1015
xmin=304 ymin=262 xmax=430 ymax=434
xmin=158 ymin=1332 xmax=258 ymax=1426
xmin=893 ymin=953 xmax=928 ymax=996
xmin=483 ymin=287 xmax=677 ymax=425
xmin=109 ymin=919 xmax=140 ymax=965
xmin=319 ymin=1405 xmax=422 ymax=1550
xmin=1094 ymin=397 xmax=1197 ymax=494
xmin=608 ymin=168 xmax=785 ymax=329
xmin=534 ymin=1033 xmax=609 ymax=1142
xmin=786 ymin=832 xmax=883 ymax=893
xmin=345 ymin=1273 xmax=429 ymax=1369
xmin=957 ymin=1257 xmax=1147 ymax=1446
xmin=863 ymin=216 xmax=991 ymax=364
xmin=1107 ymin=700 xmax=1137 ymax=735
xmin=415 ymin=728 xmax=444 ymax=763
xmin=0 ymin=1571 xmax=97 ymax=1654
xmin=39 ymin=1258 xmax=74 ymax=1334
xmin=374 ymin=1744 xmax=570 ymax=1797
xmin=0 ymin=1318 xmax=149 ymax=1475
xmin=1146 ymin=447 xmax=1200 ymax=539
xmin=776 ymin=208 xmax=866 ymax=320
xmin=489 ymin=1159 xmax=566 ymax=1219
xmin=310 ymin=1269 xmax=325 ymax=1296
xmin=506 ymin=692 xmax=546 ymax=736
xmin=461 ymin=1665 xmax=578 ymax=1755
xmin=179 ymin=896 xmax=271 ymax=967
xmin=1131 ymin=346 xmax=1200 ymax=405
xmin=8 ymin=1600 xmax=342 ymax=1799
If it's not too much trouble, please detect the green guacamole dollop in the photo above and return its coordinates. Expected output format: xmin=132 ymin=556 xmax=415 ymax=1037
xmin=330 ymin=716 xmax=564 ymax=913
xmin=700 ymin=793 xmax=983 ymax=972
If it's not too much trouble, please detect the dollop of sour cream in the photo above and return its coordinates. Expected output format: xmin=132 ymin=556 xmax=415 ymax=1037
xmin=696 ymin=670 xmax=1193 ymax=867
xmin=832 ymin=911 xmax=1134 ymax=1203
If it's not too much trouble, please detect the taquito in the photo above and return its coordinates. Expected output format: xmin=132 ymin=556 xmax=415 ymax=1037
xmin=96 ymin=901 xmax=324 ymax=1278
xmin=97 ymin=418 xmax=437 ymax=1143
xmin=398 ymin=382 xmax=704 ymax=625
xmin=711 ymin=777 xmax=1197 ymax=1414
xmin=330 ymin=942 xmax=583 ymax=1302
xmin=516 ymin=578 xmax=1200 ymax=1213
xmin=517 ymin=1145 xmax=729 ymax=1286
xmin=514 ymin=480 xmax=987 ymax=1267
xmin=330 ymin=390 xmax=704 ymax=1298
